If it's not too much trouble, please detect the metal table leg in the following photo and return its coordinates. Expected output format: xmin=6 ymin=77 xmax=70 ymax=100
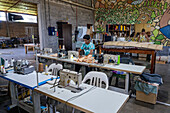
xmin=32 ymin=91 xmax=41 ymax=113
xmin=9 ymin=82 xmax=17 ymax=105
xmin=81 ymin=66 xmax=86 ymax=78
xmin=125 ymin=73 xmax=129 ymax=94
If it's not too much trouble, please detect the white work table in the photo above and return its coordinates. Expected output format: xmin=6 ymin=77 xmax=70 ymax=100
xmin=90 ymin=63 xmax=145 ymax=75
xmin=37 ymin=54 xmax=146 ymax=94
xmin=0 ymin=71 xmax=58 ymax=113
xmin=37 ymin=54 xmax=145 ymax=74
xmin=35 ymin=83 xmax=129 ymax=113
xmin=0 ymin=71 xmax=57 ymax=89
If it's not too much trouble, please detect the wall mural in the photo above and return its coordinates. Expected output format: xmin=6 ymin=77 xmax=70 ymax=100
xmin=95 ymin=0 xmax=170 ymax=46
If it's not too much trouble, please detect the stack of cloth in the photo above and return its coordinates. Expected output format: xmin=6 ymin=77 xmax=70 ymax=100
xmin=134 ymin=73 xmax=163 ymax=95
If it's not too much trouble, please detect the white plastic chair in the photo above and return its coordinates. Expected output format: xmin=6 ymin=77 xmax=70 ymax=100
xmin=82 ymin=71 xmax=109 ymax=89
xmin=46 ymin=63 xmax=63 ymax=84
xmin=51 ymin=64 xmax=63 ymax=76
xmin=47 ymin=63 xmax=56 ymax=72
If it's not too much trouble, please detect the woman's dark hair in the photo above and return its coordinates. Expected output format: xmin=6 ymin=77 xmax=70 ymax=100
xmin=83 ymin=35 xmax=90 ymax=40
xmin=142 ymin=29 xmax=145 ymax=32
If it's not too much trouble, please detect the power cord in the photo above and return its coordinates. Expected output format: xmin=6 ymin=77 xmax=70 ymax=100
xmin=63 ymin=86 xmax=96 ymax=113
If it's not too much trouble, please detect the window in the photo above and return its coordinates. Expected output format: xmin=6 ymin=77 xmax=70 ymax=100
xmin=9 ymin=13 xmax=37 ymax=23
xmin=0 ymin=11 xmax=6 ymax=21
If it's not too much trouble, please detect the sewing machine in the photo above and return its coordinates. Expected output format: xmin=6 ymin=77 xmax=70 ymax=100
xmin=103 ymin=54 xmax=120 ymax=65
xmin=44 ymin=48 xmax=52 ymax=55
xmin=13 ymin=60 xmax=35 ymax=75
xmin=68 ymin=51 xmax=79 ymax=59
xmin=59 ymin=69 xmax=82 ymax=93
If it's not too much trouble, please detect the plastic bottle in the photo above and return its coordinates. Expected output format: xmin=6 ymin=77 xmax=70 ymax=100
xmin=4 ymin=59 xmax=8 ymax=68
xmin=3 ymin=67 xmax=6 ymax=74
xmin=45 ymin=65 xmax=48 ymax=75
xmin=117 ymin=55 xmax=120 ymax=65
xmin=10 ymin=58 xmax=15 ymax=67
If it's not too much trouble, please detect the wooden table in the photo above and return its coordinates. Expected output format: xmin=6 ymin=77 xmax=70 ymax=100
xmin=35 ymin=83 xmax=129 ymax=113
xmin=101 ymin=48 xmax=156 ymax=74
xmin=24 ymin=44 xmax=38 ymax=54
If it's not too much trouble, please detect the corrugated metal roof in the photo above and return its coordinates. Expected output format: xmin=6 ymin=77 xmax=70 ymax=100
xmin=0 ymin=0 xmax=37 ymax=15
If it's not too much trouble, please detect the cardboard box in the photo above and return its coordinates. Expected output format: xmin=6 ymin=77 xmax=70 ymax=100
xmin=136 ymin=90 xmax=157 ymax=104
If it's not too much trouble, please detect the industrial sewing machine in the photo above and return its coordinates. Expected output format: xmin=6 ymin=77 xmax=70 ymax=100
xmin=58 ymin=69 xmax=83 ymax=93
xmin=68 ymin=51 xmax=79 ymax=59
xmin=44 ymin=48 xmax=53 ymax=55
xmin=103 ymin=54 xmax=120 ymax=65
xmin=13 ymin=60 xmax=35 ymax=75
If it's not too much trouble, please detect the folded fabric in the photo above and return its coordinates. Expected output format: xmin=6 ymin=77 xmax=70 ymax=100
xmin=140 ymin=73 xmax=163 ymax=85
xmin=112 ymin=70 xmax=126 ymax=75
xmin=134 ymin=81 xmax=158 ymax=95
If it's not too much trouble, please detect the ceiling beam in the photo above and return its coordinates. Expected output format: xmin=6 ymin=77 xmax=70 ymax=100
xmin=6 ymin=0 xmax=21 ymax=11
xmin=0 ymin=1 xmax=37 ymax=7
xmin=60 ymin=0 xmax=95 ymax=10
xmin=0 ymin=1 xmax=16 ymax=5
xmin=9 ymin=6 xmax=37 ymax=11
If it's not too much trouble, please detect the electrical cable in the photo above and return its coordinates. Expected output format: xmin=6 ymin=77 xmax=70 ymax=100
xmin=76 ymin=0 xmax=78 ymax=28
xmin=48 ymin=0 xmax=51 ymax=26
xmin=44 ymin=0 xmax=47 ymax=29
xmin=63 ymin=86 xmax=96 ymax=112
xmin=71 ymin=5 xmax=75 ymax=12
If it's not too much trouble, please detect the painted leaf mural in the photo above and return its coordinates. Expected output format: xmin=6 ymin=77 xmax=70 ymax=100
xmin=95 ymin=0 xmax=170 ymax=46
xmin=153 ymin=29 xmax=159 ymax=37
xmin=156 ymin=34 xmax=165 ymax=40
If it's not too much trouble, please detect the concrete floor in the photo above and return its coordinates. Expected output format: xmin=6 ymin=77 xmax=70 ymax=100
xmin=0 ymin=47 xmax=170 ymax=113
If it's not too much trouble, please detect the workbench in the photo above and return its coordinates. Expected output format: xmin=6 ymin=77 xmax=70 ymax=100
xmin=24 ymin=44 xmax=38 ymax=54
xmin=34 ymin=83 xmax=129 ymax=113
xmin=37 ymin=54 xmax=146 ymax=94
xmin=0 ymin=71 xmax=57 ymax=113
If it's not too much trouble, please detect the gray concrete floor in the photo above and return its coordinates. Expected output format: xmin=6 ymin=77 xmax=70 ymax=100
xmin=0 ymin=47 xmax=170 ymax=113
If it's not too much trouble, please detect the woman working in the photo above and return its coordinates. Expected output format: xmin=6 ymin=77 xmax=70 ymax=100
xmin=137 ymin=28 xmax=149 ymax=42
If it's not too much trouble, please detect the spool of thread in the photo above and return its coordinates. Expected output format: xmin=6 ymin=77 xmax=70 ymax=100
xmin=4 ymin=59 xmax=8 ymax=68
xmin=45 ymin=65 xmax=48 ymax=75
xmin=10 ymin=58 xmax=15 ymax=67
xmin=70 ymin=54 xmax=73 ymax=60
xmin=39 ymin=63 xmax=44 ymax=72
xmin=63 ymin=45 xmax=65 ymax=50
xmin=99 ymin=47 xmax=102 ymax=54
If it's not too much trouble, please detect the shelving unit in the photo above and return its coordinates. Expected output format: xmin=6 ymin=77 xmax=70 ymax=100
xmin=106 ymin=24 xmax=131 ymax=37
xmin=56 ymin=22 xmax=72 ymax=50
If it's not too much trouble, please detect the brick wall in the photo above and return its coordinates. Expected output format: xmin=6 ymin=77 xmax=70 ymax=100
xmin=0 ymin=21 xmax=38 ymax=38
xmin=21 ymin=0 xmax=94 ymax=51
